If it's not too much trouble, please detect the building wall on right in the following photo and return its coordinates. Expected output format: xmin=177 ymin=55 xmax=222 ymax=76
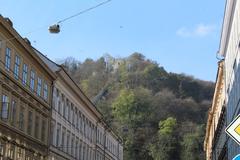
xmin=220 ymin=0 xmax=240 ymax=159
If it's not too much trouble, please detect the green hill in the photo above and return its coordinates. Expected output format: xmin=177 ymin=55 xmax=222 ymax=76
xmin=62 ymin=53 xmax=214 ymax=160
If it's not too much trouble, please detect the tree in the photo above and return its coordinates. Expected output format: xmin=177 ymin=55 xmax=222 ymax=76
xmin=112 ymin=88 xmax=154 ymax=160
xmin=112 ymin=89 xmax=136 ymax=124
xmin=149 ymin=117 xmax=180 ymax=160
xmin=143 ymin=64 xmax=167 ymax=92
xmin=62 ymin=53 xmax=214 ymax=160
xmin=180 ymin=125 xmax=205 ymax=160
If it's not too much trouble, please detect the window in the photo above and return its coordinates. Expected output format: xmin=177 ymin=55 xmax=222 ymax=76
xmin=71 ymin=104 xmax=74 ymax=125
xmin=67 ymin=131 xmax=70 ymax=154
xmin=5 ymin=48 xmax=11 ymax=71
xmin=43 ymin=83 xmax=48 ymax=100
xmin=75 ymin=108 xmax=78 ymax=127
xmin=79 ymin=113 xmax=83 ymax=133
xmin=1 ymin=95 xmax=9 ymax=121
xmin=7 ymin=144 xmax=14 ymax=159
xmin=0 ymin=140 xmax=5 ymax=157
xmin=22 ymin=64 xmax=28 ymax=85
xmin=27 ymin=111 xmax=33 ymax=135
xmin=34 ymin=115 xmax=39 ymax=139
xmin=63 ymin=96 xmax=66 ymax=118
xmin=56 ymin=123 xmax=61 ymax=147
xmin=51 ymin=122 xmax=56 ymax=146
xmin=61 ymin=128 xmax=66 ymax=152
xmin=78 ymin=112 xmax=81 ymax=131
xmin=88 ymin=127 xmax=91 ymax=142
xmin=30 ymin=70 xmax=35 ymax=91
xmin=71 ymin=135 xmax=74 ymax=156
xmin=89 ymin=148 xmax=92 ymax=159
xmin=83 ymin=144 xmax=86 ymax=160
xmin=75 ymin=140 xmax=78 ymax=158
xmin=86 ymin=146 xmax=88 ymax=160
xmin=19 ymin=106 xmax=25 ymax=131
xmin=97 ymin=130 xmax=99 ymax=143
xmin=67 ymin=101 xmax=70 ymax=121
xmin=53 ymin=88 xmax=58 ymax=110
xmin=41 ymin=119 xmax=46 ymax=142
xmin=14 ymin=55 xmax=20 ymax=79
xmin=56 ymin=88 xmax=59 ymax=97
xmin=37 ymin=77 xmax=42 ymax=96
xmin=17 ymin=148 xmax=23 ymax=159
xmin=25 ymin=154 xmax=32 ymax=160
xmin=58 ymin=101 xmax=62 ymax=115
xmin=91 ymin=124 xmax=94 ymax=142
xmin=83 ymin=117 xmax=86 ymax=136
xmin=76 ymin=111 xmax=79 ymax=130
xmin=11 ymin=100 xmax=16 ymax=126
xmin=79 ymin=141 xmax=82 ymax=159
xmin=85 ymin=120 xmax=88 ymax=138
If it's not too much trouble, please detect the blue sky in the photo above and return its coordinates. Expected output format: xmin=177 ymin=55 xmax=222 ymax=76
xmin=0 ymin=0 xmax=225 ymax=81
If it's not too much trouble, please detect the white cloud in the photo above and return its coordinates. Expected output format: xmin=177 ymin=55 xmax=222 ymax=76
xmin=176 ymin=24 xmax=216 ymax=38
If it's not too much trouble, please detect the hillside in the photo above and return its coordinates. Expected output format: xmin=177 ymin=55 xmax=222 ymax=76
xmin=62 ymin=53 xmax=214 ymax=160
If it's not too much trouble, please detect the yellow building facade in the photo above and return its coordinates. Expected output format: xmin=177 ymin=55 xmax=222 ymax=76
xmin=0 ymin=14 xmax=123 ymax=160
xmin=0 ymin=15 xmax=56 ymax=159
xmin=204 ymin=61 xmax=227 ymax=160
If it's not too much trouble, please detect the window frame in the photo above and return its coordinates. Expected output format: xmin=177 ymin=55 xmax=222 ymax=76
xmin=43 ymin=82 xmax=48 ymax=101
xmin=30 ymin=70 xmax=35 ymax=91
xmin=22 ymin=63 xmax=28 ymax=86
xmin=10 ymin=100 xmax=17 ymax=126
xmin=34 ymin=115 xmax=40 ymax=139
xmin=27 ymin=110 xmax=33 ymax=135
xmin=19 ymin=105 xmax=25 ymax=131
xmin=1 ymin=94 xmax=9 ymax=121
xmin=5 ymin=47 xmax=11 ymax=71
xmin=56 ymin=123 xmax=61 ymax=147
xmin=61 ymin=127 xmax=66 ymax=152
xmin=41 ymin=118 xmax=46 ymax=142
xmin=14 ymin=55 xmax=20 ymax=79
xmin=37 ymin=77 xmax=42 ymax=97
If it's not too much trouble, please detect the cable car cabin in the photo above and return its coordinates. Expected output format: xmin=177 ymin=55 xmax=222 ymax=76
xmin=49 ymin=24 xmax=60 ymax=33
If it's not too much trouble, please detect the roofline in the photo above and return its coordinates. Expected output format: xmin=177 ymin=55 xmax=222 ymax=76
xmin=14 ymin=17 xmax=123 ymax=143
xmin=33 ymin=47 xmax=123 ymax=142
xmin=0 ymin=15 xmax=56 ymax=79
xmin=219 ymin=0 xmax=237 ymax=57
xmin=58 ymin=67 xmax=103 ymax=117
xmin=32 ymin=46 xmax=61 ymax=70
xmin=204 ymin=61 xmax=224 ymax=150
xmin=59 ymin=67 xmax=123 ymax=142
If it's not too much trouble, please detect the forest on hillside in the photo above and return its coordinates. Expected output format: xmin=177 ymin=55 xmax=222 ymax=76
xmin=62 ymin=53 xmax=214 ymax=160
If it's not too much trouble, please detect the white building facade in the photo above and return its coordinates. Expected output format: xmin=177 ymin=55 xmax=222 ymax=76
xmin=219 ymin=0 xmax=240 ymax=159
xmin=35 ymin=50 xmax=123 ymax=160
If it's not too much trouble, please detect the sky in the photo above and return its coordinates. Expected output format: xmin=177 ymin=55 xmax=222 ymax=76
xmin=0 ymin=0 xmax=225 ymax=81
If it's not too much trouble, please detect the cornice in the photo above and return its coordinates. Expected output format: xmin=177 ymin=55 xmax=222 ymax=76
xmin=0 ymin=15 xmax=56 ymax=80
xmin=219 ymin=0 xmax=237 ymax=57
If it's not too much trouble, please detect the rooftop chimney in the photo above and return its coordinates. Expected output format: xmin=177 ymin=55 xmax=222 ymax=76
xmin=4 ymin=17 xmax=13 ymax=27
xmin=24 ymin=38 xmax=31 ymax=46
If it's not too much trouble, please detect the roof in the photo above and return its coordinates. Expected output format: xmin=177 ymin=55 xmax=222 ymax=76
xmin=33 ymin=48 xmax=60 ymax=72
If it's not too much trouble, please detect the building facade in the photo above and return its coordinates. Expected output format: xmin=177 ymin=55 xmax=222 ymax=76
xmin=0 ymin=15 xmax=56 ymax=159
xmin=204 ymin=61 xmax=227 ymax=160
xmin=35 ymin=50 xmax=123 ymax=160
xmin=0 ymin=15 xmax=123 ymax=160
xmin=219 ymin=0 xmax=240 ymax=159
